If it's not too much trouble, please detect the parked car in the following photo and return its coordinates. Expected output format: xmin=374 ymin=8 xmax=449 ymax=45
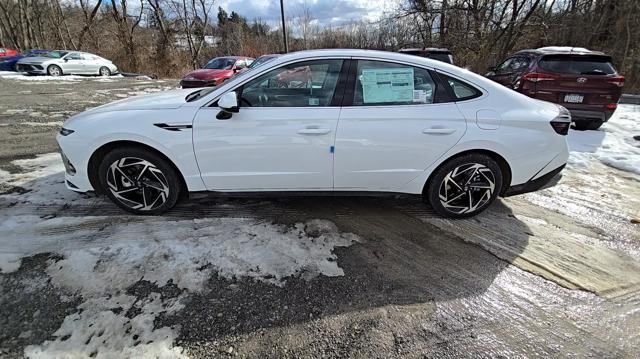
xmin=180 ymin=56 xmax=254 ymax=88
xmin=0 ymin=48 xmax=18 ymax=57
xmin=486 ymin=46 xmax=623 ymax=130
xmin=57 ymin=49 xmax=569 ymax=218
xmin=398 ymin=48 xmax=454 ymax=64
xmin=0 ymin=49 xmax=50 ymax=71
xmin=16 ymin=50 xmax=118 ymax=76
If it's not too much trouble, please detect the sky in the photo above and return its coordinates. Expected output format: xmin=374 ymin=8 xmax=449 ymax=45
xmin=216 ymin=0 xmax=401 ymax=28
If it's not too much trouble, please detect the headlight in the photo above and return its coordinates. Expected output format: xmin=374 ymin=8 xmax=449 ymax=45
xmin=59 ymin=128 xmax=75 ymax=136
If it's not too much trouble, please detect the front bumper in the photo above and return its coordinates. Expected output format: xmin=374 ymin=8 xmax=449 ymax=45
xmin=16 ymin=63 xmax=46 ymax=74
xmin=503 ymin=164 xmax=565 ymax=197
xmin=57 ymin=134 xmax=94 ymax=193
xmin=180 ymin=79 xmax=217 ymax=88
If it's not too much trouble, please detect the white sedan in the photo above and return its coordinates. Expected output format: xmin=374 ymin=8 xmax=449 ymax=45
xmin=57 ymin=49 xmax=569 ymax=218
xmin=16 ymin=50 xmax=118 ymax=76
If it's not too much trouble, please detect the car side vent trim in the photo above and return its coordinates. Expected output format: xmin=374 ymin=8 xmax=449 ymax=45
xmin=154 ymin=123 xmax=193 ymax=131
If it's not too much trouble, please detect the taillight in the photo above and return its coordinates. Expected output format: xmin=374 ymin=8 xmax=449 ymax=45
xmin=522 ymin=72 xmax=559 ymax=82
xmin=607 ymin=75 xmax=624 ymax=87
xmin=550 ymin=121 xmax=570 ymax=135
xmin=606 ymin=103 xmax=617 ymax=110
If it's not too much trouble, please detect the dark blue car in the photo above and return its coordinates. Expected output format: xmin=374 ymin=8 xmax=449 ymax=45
xmin=0 ymin=49 xmax=50 ymax=71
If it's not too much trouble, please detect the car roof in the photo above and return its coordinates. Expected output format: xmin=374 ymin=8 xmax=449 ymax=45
xmin=515 ymin=46 xmax=608 ymax=57
xmin=216 ymin=56 xmax=252 ymax=60
xmin=399 ymin=47 xmax=451 ymax=53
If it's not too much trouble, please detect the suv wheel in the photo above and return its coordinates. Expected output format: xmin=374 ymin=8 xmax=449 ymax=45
xmin=98 ymin=147 xmax=182 ymax=215
xmin=425 ymin=154 xmax=503 ymax=218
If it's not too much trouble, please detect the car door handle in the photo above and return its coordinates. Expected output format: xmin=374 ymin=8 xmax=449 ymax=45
xmin=297 ymin=128 xmax=331 ymax=135
xmin=422 ymin=128 xmax=456 ymax=135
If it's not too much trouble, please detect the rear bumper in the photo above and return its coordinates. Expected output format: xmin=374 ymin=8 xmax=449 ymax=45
xmin=503 ymin=164 xmax=565 ymax=197
xmin=567 ymin=108 xmax=614 ymax=122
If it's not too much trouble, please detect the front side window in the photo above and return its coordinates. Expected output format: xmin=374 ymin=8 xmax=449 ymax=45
xmin=496 ymin=58 xmax=514 ymax=73
xmin=66 ymin=53 xmax=81 ymax=60
xmin=239 ymin=59 xmax=343 ymax=107
xmin=353 ymin=60 xmax=436 ymax=106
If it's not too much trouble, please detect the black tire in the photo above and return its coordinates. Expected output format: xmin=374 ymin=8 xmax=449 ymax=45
xmin=425 ymin=153 xmax=503 ymax=218
xmin=573 ymin=120 xmax=603 ymax=131
xmin=47 ymin=65 xmax=62 ymax=77
xmin=99 ymin=66 xmax=111 ymax=77
xmin=98 ymin=147 xmax=182 ymax=215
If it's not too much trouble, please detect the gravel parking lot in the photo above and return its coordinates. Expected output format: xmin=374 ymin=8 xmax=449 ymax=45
xmin=1 ymin=73 xmax=639 ymax=358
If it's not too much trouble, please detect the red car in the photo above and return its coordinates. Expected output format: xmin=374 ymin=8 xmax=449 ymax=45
xmin=0 ymin=48 xmax=18 ymax=57
xmin=180 ymin=56 xmax=254 ymax=88
xmin=486 ymin=47 xmax=623 ymax=130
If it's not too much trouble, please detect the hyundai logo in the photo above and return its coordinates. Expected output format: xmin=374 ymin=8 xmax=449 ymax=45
xmin=577 ymin=77 xmax=588 ymax=83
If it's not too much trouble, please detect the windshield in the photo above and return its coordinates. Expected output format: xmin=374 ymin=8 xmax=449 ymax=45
xmin=204 ymin=58 xmax=235 ymax=70
xmin=249 ymin=55 xmax=278 ymax=69
xmin=539 ymin=55 xmax=616 ymax=75
xmin=185 ymin=87 xmax=217 ymax=102
xmin=44 ymin=51 xmax=68 ymax=59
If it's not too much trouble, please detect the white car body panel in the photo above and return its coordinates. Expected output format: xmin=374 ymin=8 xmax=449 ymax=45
xmin=57 ymin=49 xmax=569 ymax=201
xmin=193 ymin=106 xmax=339 ymax=190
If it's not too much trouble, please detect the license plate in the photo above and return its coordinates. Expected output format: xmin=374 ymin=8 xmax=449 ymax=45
xmin=564 ymin=94 xmax=584 ymax=103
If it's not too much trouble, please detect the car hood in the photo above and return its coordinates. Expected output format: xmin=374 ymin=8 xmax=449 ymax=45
xmin=77 ymin=88 xmax=195 ymax=116
xmin=182 ymin=69 xmax=231 ymax=80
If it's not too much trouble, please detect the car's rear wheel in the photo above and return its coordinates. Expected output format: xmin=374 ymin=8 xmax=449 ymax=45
xmin=99 ymin=66 xmax=111 ymax=77
xmin=573 ymin=120 xmax=603 ymax=131
xmin=98 ymin=147 xmax=182 ymax=215
xmin=47 ymin=65 xmax=62 ymax=77
xmin=425 ymin=154 xmax=503 ymax=218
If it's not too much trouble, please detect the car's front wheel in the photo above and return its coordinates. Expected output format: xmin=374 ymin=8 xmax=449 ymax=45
xmin=47 ymin=65 xmax=62 ymax=77
xmin=99 ymin=66 xmax=111 ymax=76
xmin=425 ymin=154 xmax=503 ymax=218
xmin=98 ymin=147 xmax=182 ymax=215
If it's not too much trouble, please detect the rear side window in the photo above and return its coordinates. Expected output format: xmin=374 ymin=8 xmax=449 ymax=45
xmin=353 ymin=60 xmax=437 ymax=106
xmin=438 ymin=73 xmax=482 ymax=101
xmin=539 ymin=55 xmax=616 ymax=75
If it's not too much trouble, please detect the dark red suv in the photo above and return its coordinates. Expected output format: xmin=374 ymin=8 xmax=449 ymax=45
xmin=486 ymin=47 xmax=624 ymax=130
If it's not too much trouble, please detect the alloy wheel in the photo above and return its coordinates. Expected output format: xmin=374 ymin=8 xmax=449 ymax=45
xmin=106 ymin=157 xmax=170 ymax=211
xmin=100 ymin=67 xmax=110 ymax=76
xmin=438 ymin=163 xmax=496 ymax=214
xmin=49 ymin=66 xmax=61 ymax=76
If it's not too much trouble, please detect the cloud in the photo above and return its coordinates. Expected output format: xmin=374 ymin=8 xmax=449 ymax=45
xmin=216 ymin=0 xmax=399 ymax=27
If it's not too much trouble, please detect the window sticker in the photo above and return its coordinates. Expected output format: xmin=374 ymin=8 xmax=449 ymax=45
xmin=309 ymin=98 xmax=320 ymax=106
xmin=412 ymin=90 xmax=428 ymax=103
xmin=360 ymin=68 xmax=414 ymax=103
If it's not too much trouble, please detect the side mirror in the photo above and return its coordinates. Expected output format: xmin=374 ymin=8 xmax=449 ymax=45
xmin=64 ymin=58 xmax=69 ymax=62
xmin=217 ymin=91 xmax=238 ymax=120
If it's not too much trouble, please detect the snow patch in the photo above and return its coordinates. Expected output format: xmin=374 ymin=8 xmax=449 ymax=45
xmin=1 ymin=153 xmax=358 ymax=357
xmin=567 ymin=105 xmax=640 ymax=176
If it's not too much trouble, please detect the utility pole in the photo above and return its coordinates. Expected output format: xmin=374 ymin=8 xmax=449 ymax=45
xmin=280 ymin=0 xmax=288 ymax=53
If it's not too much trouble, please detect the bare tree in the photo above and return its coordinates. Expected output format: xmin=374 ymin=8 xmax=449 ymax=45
xmin=109 ymin=0 xmax=144 ymax=71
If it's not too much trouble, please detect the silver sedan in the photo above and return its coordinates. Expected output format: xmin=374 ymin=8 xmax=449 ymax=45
xmin=16 ymin=50 xmax=119 ymax=77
